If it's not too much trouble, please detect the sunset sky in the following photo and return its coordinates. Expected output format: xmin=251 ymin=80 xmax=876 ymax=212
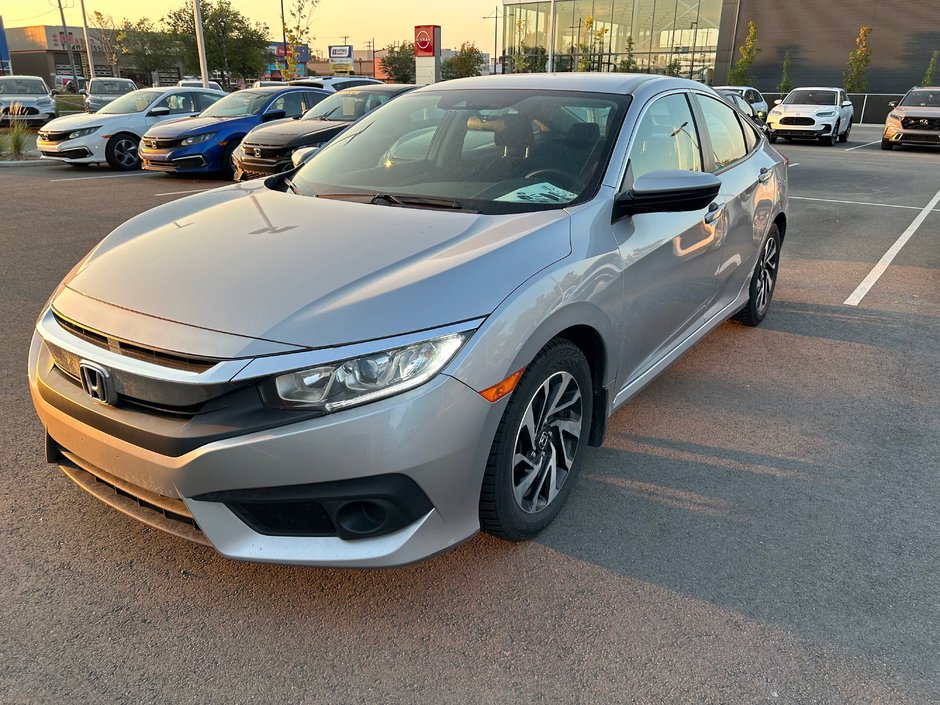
xmin=2 ymin=0 xmax=504 ymax=57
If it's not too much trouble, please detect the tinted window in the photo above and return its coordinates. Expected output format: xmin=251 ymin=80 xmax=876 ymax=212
xmin=900 ymin=90 xmax=940 ymax=107
xmin=195 ymin=91 xmax=221 ymax=111
xmin=784 ymin=90 xmax=837 ymax=106
xmin=272 ymin=91 xmax=307 ymax=117
xmin=624 ymin=93 xmax=702 ymax=186
xmin=302 ymin=91 xmax=328 ymax=111
xmin=0 ymin=77 xmax=48 ymax=95
xmin=696 ymin=95 xmax=747 ymax=171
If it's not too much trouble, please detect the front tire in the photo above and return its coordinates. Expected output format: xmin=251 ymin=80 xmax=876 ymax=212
xmin=820 ymin=123 xmax=838 ymax=146
xmin=220 ymin=140 xmax=240 ymax=179
xmin=768 ymin=133 xmax=778 ymax=144
xmin=734 ymin=224 xmax=782 ymax=327
xmin=105 ymin=133 xmax=141 ymax=170
xmin=480 ymin=339 xmax=593 ymax=541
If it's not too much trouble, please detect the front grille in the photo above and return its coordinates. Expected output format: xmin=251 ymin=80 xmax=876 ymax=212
xmin=38 ymin=131 xmax=70 ymax=142
xmin=41 ymin=148 xmax=92 ymax=159
xmin=2 ymin=105 xmax=39 ymax=116
xmin=901 ymin=116 xmax=940 ymax=131
xmin=143 ymin=137 xmax=181 ymax=149
xmin=242 ymin=144 xmax=289 ymax=161
xmin=780 ymin=116 xmax=815 ymax=126
xmin=52 ymin=311 xmax=219 ymax=373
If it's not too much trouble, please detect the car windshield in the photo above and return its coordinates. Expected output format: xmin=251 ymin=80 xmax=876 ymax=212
xmin=899 ymin=90 xmax=940 ymax=108
xmin=89 ymin=79 xmax=134 ymax=95
xmin=302 ymin=89 xmax=397 ymax=122
xmin=98 ymin=89 xmax=163 ymax=114
xmin=289 ymin=89 xmax=629 ymax=215
xmin=0 ymin=77 xmax=47 ymax=95
xmin=200 ymin=91 xmax=269 ymax=117
xmin=784 ymin=90 xmax=837 ymax=106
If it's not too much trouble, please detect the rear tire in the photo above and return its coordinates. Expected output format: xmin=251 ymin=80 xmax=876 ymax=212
xmin=480 ymin=339 xmax=593 ymax=541
xmin=734 ymin=224 xmax=782 ymax=327
xmin=838 ymin=119 xmax=852 ymax=143
xmin=105 ymin=133 xmax=140 ymax=170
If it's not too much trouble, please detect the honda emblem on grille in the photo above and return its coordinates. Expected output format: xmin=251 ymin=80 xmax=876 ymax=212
xmin=79 ymin=361 xmax=117 ymax=405
xmin=921 ymin=119 xmax=930 ymax=127
xmin=254 ymin=147 xmax=262 ymax=158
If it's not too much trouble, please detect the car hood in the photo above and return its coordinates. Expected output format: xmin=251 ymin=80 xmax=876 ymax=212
xmin=243 ymin=119 xmax=345 ymax=146
xmin=42 ymin=111 xmax=133 ymax=131
xmin=772 ymin=104 xmax=839 ymax=116
xmin=892 ymin=105 xmax=940 ymax=118
xmin=146 ymin=115 xmax=251 ymax=137
xmin=64 ymin=181 xmax=571 ymax=351
xmin=0 ymin=94 xmax=53 ymax=107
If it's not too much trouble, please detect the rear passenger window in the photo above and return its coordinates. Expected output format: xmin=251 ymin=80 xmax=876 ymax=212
xmin=623 ymin=93 xmax=702 ymax=188
xmin=696 ymin=95 xmax=747 ymax=171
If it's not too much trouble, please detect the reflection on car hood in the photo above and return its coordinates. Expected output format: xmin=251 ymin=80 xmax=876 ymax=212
xmin=243 ymin=119 xmax=343 ymax=145
xmin=64 ymin=181 xmax=571 ymax=350
xmin=892 ymin=106 xmax=940 ymax=117
xmin=145 ymin=115 xmax=245 ymax=137
xmin=0 ymin=95 xmax=52 ymax=107
xmin=772 ymin=104 xmax=839 ymax=115
xmin=40 ymin=111 xmax=131 ymax=131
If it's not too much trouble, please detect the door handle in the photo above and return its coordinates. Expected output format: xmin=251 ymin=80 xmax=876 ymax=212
xmin=704 ymin=202 xmax=725 ymax=225
xmin=758 ymin=166 xmax=773 ymax=183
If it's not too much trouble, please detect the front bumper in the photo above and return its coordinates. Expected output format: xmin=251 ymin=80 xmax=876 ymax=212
xmin=140 ymin=141 xmax=225 ymax=173
xmin=37 ymin=133 xmax=108 ymax=163
xmin=767 ymin=118 xmax=835 ymax=138
xmin=883 ymin=124 xmax=940 ymax=146
xmin=28 ymin=327 xmax=501 ymax=567
xmin=233 ymin=147 xmax=294 ymax=181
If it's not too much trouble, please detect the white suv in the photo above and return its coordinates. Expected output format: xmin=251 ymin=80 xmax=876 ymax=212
xmin=766 ymin=87 xmax=854 ymax=146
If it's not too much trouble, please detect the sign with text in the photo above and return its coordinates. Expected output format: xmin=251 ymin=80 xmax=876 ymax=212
xmin=414 ymin=26 xmax=440 ymax=57
xmin=328 ymin=45 xmax=354 ymax=65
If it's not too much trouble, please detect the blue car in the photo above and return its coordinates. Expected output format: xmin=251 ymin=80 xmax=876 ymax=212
xmin=139 ymin=86 xmax=330 ymax=177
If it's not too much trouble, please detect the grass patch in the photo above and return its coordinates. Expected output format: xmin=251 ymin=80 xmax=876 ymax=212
xmin=55 ymin=94 xmax=86 ymax=114
xmin=0 ymin=106 xmax=32 ymax=157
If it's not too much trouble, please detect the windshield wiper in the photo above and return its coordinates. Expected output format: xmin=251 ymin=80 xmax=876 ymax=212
xmin=317 ymin=192 xmax=476 ymax=212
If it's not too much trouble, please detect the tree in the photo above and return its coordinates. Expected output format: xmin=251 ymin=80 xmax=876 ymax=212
xmin=283 ymin=0 xmax=319 ymax=81
xmin=441 ymin=42 xmax=486 ymax=80
xmin=664 ymin=58 xmax=682 ymax=77
xmin=381 ymin=41 xmax=415 ymax=83
xmin=88 ymin=11 xmax=126 ymax=77
xmin=922 ymin=50 xmax=939 ymax=87
xmin=777 ymin=51 xmax=793 ymax=93
xmin=843 ymin=26 xmax=872 ymax=93
xmin=615 ymin=36 xmax=638 ymax=72
xmin=120 ymin=18 xmax=182 ymax=80
xmin=728 ymin=21 xmax=760 ymax=85
xmin=162 ymin=0 xmax=270 ymax=81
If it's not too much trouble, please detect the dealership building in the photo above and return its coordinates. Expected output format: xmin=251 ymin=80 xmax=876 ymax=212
xmin=501 ymin=0 xmax=938 ymax=92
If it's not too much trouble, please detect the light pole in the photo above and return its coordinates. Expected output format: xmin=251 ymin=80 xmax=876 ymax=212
xmin=482 ymin=7 xmax=500 ymax=75
xmin=546 ymin=0 xmax=556 ymax=72
xmin=52 ymin=0 xmax=81 ymax=89
xmin=219 ymin=17 xmax=230 ymax=88
xmin=192 ymin=0 xmax=209 ymax=88
xmin=78 ymin=0 xmax=94 ymax=80
xmin=688 ymin=21 xmax=698 ymax=80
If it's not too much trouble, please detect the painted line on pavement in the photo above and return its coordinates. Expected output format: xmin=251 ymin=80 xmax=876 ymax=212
xmin=154 ymin=188 xmax=211 ymax=197
xmin=49 ymin=172 xmax=158 ymax=182
xmin=843 ymin=188 xmax=940 ymax=306
xmin=844 ymin=140 xmax=881 ymax=152
xmin=790 ymin=195 xmax=933 ymax=211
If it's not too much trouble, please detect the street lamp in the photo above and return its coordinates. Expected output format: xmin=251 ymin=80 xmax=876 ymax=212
xmin=482 ymin=7 xmax=501 ymax=75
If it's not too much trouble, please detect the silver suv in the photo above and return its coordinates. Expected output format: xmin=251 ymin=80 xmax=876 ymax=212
xmin=29 ymin=75 xmax=788 ymax=567
xmin=882 ymin=87 xmax=940 ymax=150
xmin=83 ymin=77 xmax=137 ymax=113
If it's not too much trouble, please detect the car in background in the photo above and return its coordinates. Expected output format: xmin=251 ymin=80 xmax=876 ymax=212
xmin=714 ymin=85 xmax=768 ymax=118
xmin=178 ymin=78 xmax=225 ymax=92
xmin=252 ymin=80 xmax=285 ymax=88
xmin=766 ymin=87 xmax=854 ymax=145
xmin=289 ymin=75 xmax=384 ymax=92
xmin=0 ymin=75 xmax=57 ymax=126
xmin=28 ymin=74 xmax=787 ymax=567
xmin=718 ymin=89 xmax=764 ymax=126
xmin=82 ymin=77 xmax=137 ymax=113
xmin=140 ymin=86 xmax=328 ymax=177
xmin=882 ymin=86 xmax=940 ymax=150
xmin=234 ymin=84 xmax=415 ymax=180
xmin=36 ymin=86 xmax=224 ymax=169
xmin=52 ymin=75 xmax=87 ymax=94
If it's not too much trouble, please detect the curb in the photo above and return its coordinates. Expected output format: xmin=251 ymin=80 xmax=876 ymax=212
xmin=0 ymin=159 xmax=46 ymax=167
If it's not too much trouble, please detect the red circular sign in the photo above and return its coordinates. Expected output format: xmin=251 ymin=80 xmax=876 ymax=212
xmin=416 ymin=30 xmax=432 ymax=51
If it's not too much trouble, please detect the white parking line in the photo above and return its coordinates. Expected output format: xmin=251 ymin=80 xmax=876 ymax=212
xmin=844 ymin=188 xmax=940 ymax=306
xmin=50 ymin=172 xmax=158 ymax=183
xmin=154 ymin=188 xmax=211 ymax=197
xmin=844 ymin=140 xmax=881 ymax=152
xmin=790 ymin=195 xmax=931 ymax=211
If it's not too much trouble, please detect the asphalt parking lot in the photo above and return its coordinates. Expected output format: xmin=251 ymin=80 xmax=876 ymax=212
xmin=1 ymin=124 xmax=938 ymax=703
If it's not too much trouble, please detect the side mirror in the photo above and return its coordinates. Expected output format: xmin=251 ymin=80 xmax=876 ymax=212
xmin=773 ymin=98 xmax=782 ymax=105
xmin=148 ymin=106 xmax=171 ymax=117
xmin=841 ymin=100 xmax=853 ymax=108
xmin=291 ymin=145 xmax=320 ymax=168
xmin=613 ymin=170 xmax=721 ymax=221
xmin=80 ymin=89 xmax=87 ymax=96
xmin=263 ymin=109 xmax=287 ymax=122
xmin=887 ymin=101 xmax=898 ymax=109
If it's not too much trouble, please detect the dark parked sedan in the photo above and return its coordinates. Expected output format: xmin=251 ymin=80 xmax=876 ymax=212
xmin=233 ymin=84 xmax=415 ymax=180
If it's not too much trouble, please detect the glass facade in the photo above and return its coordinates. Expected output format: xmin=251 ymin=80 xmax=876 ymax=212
xmin=503 ymin=0 xmax=722 ymax=82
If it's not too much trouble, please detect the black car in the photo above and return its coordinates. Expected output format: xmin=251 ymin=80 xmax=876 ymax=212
xmin=718 ymin=89 xmax=766 ymax=128
xmin=233 ymin=84 xmax=416 ymax=180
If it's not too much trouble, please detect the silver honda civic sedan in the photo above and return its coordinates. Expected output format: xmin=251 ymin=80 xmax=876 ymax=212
xmin=29 ymin=74 xmax=787 ymax=567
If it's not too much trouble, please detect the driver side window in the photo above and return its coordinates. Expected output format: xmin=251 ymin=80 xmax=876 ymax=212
xmin=622 ymin=93 xmax=702 ymax=190
xmin=153 ymin=92 xmax=195 ymax=114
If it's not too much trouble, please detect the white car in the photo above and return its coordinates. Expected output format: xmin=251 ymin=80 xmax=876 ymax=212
xmin=0 ymin=75 xmax=58 ymax=126
xmin=288 ymin=76 xmax=384 ymax=93
xmin=766 ymin=87 xmax=854 ymax=146
xmin=178 ymin=79 xmax=225 ymax=92
xmin=36 ymin=86 xmax=224 ymax=170
xmin=714 ymin=85 xmax=768 ymax=117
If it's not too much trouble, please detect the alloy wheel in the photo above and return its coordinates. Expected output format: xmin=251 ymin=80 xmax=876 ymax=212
xmin=114 ymin=137 xmax=139 ymax=168
xmin=754 ymin=235 xmax=779 ymax=315
xmin=511 ymin=371 xmax=583 ymax=514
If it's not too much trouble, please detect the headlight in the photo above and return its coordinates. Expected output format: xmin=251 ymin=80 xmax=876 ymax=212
xmin=181 ymin=132 xmax=216 ymax=146
xmin=67 ymin=126 xmax=101 ymax=139
xmin=269 ymin=333 xmax=468 ymax=411
xmin=768 ymin=108 xmax=782 ymax=116
xmin=815 ymin=110 xmax=836 ymax=117
xmin=888 ymin=112 xmax=902 ymax=121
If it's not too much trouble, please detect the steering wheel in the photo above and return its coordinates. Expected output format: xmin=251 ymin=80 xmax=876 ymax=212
xmin=523 ymin=168 xmax=581 ymax=193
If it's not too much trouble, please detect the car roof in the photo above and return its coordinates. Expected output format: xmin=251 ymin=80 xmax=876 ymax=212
xmin=789 ymin=86 xmax=841 ymax=91
xmin=1 ymin=75 xmax=47 ymax=82
xmin=335 ymin=83 xmax=414 ymax=94
xmin=715 ymin=85 xmax=758 ymax=91
xmin=411 ymin=72 xmax=687 ymax=95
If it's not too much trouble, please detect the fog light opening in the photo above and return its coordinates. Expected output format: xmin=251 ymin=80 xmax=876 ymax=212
xmin=334 ymin=500 xmax=388 ymax=537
